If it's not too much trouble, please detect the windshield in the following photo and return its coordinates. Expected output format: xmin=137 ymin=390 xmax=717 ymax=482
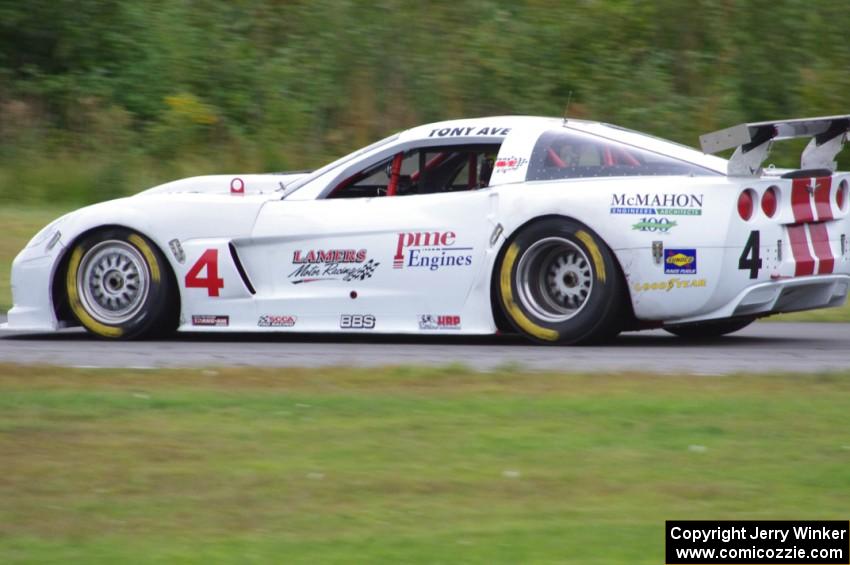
xmin=282 ymin=132 xmax=401 ymax=197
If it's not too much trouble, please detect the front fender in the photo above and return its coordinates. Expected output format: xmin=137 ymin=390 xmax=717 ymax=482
xmin=9 ymin=193 xmax=269 ymax=331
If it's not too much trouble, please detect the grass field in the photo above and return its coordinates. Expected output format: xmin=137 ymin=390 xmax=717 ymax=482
xmin=1 ymin=364 xmax=849 ymax=563
xmin=1 ymin=205 xmax=848 ymax=321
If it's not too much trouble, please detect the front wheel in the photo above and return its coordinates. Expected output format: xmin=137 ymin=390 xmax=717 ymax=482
xmin=64 ymin=228 xmax=177 ymax=339
xmin=496 ymin=219 xmax=625 ymax=344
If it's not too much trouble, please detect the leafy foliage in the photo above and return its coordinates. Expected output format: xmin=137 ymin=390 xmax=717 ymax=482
xmin=1 ymin=0 xmax=849 ymax=203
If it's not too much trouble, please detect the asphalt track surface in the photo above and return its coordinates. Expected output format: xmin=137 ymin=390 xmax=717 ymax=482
xmin=0 ymin=315 xmax=848 ymax=373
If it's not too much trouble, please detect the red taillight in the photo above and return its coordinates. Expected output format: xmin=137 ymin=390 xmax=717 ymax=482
xmin=762 ymin=186 xmax=778 ymax=218
xmin=738 ymin=189 xmax=755 ymax=221
xmin=838 ymin=180 xmax=847 ymax=211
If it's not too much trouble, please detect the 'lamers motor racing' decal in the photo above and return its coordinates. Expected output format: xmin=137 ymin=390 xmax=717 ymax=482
xmin=192 ymin=315 xmax=229 ymax=327
xmin=294 ymin=250 xmax=367 ymax=263
xmin=664 ymin=249 xmax=697 ymax=275
xmin=632 ymin=278 xmax=707 ymax=292
xmin=494 ymin=156 xmax=528 ymax=174
xmin=419 ymin=315 xmax=461 ymax=330
xmin=611 ymin=193 xmax=703 ymax=216
xmin=258 ymin=315 xmax=296 ymax=328
xmin=393 ymin=231 xmax=473 ymax=271
xmin=288 ymin=249 xmax=379 ymax=284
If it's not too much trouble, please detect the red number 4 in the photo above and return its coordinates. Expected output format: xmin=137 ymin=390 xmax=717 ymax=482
xmin=185 ymin=249 xmax=224 ymax=297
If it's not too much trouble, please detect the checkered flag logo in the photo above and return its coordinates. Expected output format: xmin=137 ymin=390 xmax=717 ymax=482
xmin=346 ymin=259 xmax=379 ymax=281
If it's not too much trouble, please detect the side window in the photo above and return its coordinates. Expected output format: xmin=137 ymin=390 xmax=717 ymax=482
xmin=327 ymin=144 xmax=501 ymax=199
xmin=526 ymin=130 xmax=718 ymax=181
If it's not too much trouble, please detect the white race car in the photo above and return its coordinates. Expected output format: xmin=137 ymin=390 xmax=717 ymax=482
xmin=7 ymin=115 xmax=850 ymax=343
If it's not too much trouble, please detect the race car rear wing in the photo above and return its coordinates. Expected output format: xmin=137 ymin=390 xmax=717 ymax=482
xmin=699 ymin=115 xmax=850 ymax=177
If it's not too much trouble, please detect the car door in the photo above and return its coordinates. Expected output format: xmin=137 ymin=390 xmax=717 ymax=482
xmin=237 ymin=149 xmax=500 ymax=333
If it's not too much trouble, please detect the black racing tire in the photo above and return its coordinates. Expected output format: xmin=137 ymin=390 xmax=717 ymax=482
xmin=664 ymin=318 xmax=755 ymax=338
xmin=496 ymin=218 xmax=625 ymax=344
xmin=64 ymin=228 xmax=178 ymax=339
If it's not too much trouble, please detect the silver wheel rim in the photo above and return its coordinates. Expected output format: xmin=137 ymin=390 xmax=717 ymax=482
xmin=77 ymin=240 xmax=150 ymax=325
xmin=516 ymin=237 xmax=594 ymax=323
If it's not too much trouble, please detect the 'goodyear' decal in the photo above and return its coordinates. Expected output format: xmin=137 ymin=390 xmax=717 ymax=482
xmin=632 ymin=278 xmax=706 ymax=292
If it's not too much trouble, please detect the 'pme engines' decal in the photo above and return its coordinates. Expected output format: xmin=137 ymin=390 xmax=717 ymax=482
xmin=393 ymin=231 xmax=473 ymax=271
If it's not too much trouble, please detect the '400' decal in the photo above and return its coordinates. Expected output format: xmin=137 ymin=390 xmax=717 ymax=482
xmin=632 ymin=217 xmax=677 ymax=233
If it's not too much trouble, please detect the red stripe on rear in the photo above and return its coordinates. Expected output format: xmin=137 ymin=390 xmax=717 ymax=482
xmin=813 ymin=177 xmax=833 ymax=221
xmin=791 ymin=178 xmax=815 ymax=223
xmin=808 ymin=223 xmax=835 ymax=274
xmin=787 ymin=224 xmax=815 ymax=276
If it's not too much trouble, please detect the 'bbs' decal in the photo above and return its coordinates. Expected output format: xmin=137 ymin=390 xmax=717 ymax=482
xmin=340 ymin=314 xmax=375 ymax=329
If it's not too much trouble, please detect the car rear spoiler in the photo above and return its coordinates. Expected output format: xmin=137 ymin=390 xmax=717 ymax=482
xmin=699 ymin=115 xmax=850 ymax=177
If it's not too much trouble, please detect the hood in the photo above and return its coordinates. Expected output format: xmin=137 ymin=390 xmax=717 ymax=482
xmin=137 ymin=172 xmax=310 ymax=197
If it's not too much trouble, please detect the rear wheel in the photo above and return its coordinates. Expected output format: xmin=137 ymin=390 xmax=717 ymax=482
xmin=496 ymin=219 xmax=625 ymax=344
xmin=664 ymin=318 xmax=755 ymax=338
xmin=65 ymin=228 xmax=177 ymax=339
